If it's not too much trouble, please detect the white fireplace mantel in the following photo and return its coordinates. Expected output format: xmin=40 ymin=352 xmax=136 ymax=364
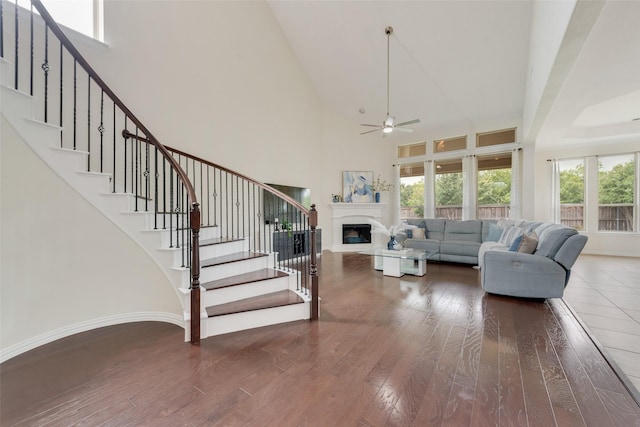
xmin=328 ymin=203 xmax=386 ymax=252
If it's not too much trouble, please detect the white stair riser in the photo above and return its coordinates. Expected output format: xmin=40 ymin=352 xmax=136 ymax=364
xmin=74 ymin=171 xmax=112 ymax=194
xmin=203 ymin=276 xmax=291 ymax=307
xmin=1 ymin=86 xmax=36 ymax=121
xmin=199 ymin=240 xmax=247 ymax=259
xmin=99 ymin=193 xmax=141 ymax=213
xmin=199 ymin=256 xmax=272 ymax=283
xmin=1 ymin=58 xmax=14 ymax=87
xmin=203 ymin=302 xmax=310 ymax=337
xmin=49 ymin=147 xmax=88 ymax=172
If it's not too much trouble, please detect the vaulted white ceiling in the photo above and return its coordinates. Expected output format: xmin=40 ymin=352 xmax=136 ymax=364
xmin=267 ymin=0 xmax=640 ymax=150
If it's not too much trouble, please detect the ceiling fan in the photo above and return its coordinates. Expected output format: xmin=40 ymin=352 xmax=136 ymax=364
xmin=361 ymin=26 xmax=420 ymax=136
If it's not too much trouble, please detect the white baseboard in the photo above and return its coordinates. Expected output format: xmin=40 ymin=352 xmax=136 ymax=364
xmin=0 ymin=312 xmax=184 ymax=364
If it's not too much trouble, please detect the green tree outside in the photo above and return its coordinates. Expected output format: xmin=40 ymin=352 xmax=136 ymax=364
xmin=400 ymin=179 xmax=424 ymax=217
xmin=435 ymin=172 xmax=463 ymax=206
xmin=477 ymin=169 xmax=511 ymax=205
xmin=599 ymin=160 xmax=634 ymax=204
xmin=560 ymin=163 xmax=584 ymax=204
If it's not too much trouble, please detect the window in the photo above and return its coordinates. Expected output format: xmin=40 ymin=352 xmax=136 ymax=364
xmin=434 ymin=159 xmax=463 ymax=220
xmin=477 ymin=153 xmax=511 ymax=219
xmin=559 ymin=159 xmax=585 ymax=230
xmin=598 ymin=154 xmax=635 ymax=231
xmin=434 ymin=136 xmax=466 ymax=153
xmin=476 ymin=128 xmax=516 ymax=148
xmin=397 ymin=142 xmax=426 ymax=158
xmin=400 ymin=163 xmax=424 ymax=219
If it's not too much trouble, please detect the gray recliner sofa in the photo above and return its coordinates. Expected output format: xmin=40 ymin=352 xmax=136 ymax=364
xmin=396 ymin=218 xmax=493 ymax=265
xmin=396 ymin=218 xmax=588 ymax=299
xmin=480 ymin=223 xmax=588 ymax=299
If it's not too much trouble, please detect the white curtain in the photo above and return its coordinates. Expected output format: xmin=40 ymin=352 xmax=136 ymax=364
xmin=549 ymin=159 xmax=561 ymax=223
xmin=462 ymin=155 xmax=477 ymax=220
xmin=510 ymin=148 xmax=522 ymax=219
xmin=425 ymin=160 xmax=435 ymax=218
xmin=393 ymin=164 xmax=401 ymax=225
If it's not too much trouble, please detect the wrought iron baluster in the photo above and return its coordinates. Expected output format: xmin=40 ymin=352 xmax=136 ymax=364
xmin=225 ymin=171 xmax=229 ymax=238
xmin=199 ymin=162 xmax=203 ymax=226
xmin=169 ymin=167 xmax=174 ymax=248
xmin=14 ymin=0 xmax=18 ymax=90
xmin=73 ymin=59 xmax=77 ymax=149
xmin=162 ymin=156 xmax=167 ymax=230
xmin=29 ymin=3 xmax=33 ymax=95
xmin=154 ymin=146 xmax=159 ymax=229
xmin=134 ymin=127 xmax=139 ymax=211
xmin=59 ymin=40 xmax=63 ymax=146
xmin=123 ymin=117 xmax=127 ymax=192
xmin=1 ymin=0 xmax=4 ymax=59
xmin=206 ymin=166 xmax=210 ymax=226
xmin=83 ymin=77 xmax=92 ymax=169
xmin=212 ymin=168 xmax=218 ymax=227
xmin=99 ymin=89 xmax=104 ymax=172
xmin=144 ymin=139 xmax=149 ymax=211
xmin=175 ymin=182 xmax=181 ymax=250
xmin=43 ymin=25 xmax=49 ymax=122
xmin=112 ymin=103 xmax=116 ymax=192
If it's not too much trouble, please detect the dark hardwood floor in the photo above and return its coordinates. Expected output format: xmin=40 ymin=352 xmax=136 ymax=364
xmin=2 ymin=251 xmax=640 ymax=426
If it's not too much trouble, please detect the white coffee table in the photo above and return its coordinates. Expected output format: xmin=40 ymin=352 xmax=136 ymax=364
xmin=360 ymin=247 xmax=434 ymax=277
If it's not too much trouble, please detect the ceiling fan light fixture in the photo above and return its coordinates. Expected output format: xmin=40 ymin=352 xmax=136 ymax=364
xmin=359 ymin=26 xmax=420 ymax=137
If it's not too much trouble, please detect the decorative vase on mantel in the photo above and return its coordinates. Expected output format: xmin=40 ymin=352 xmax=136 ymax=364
xmin=375 ymin=192 xmax=381 ymax=203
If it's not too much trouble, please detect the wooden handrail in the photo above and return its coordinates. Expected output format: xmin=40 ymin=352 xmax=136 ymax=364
xmin=122 ymin=130 xmax=310 ymax=216
xmin=29 ymin=1 xmax=198 ymax=213
xmin=29 ymin=0 xmax=202 ymax=343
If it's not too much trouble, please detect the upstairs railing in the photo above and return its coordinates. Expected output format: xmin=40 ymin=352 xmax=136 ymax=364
xmin=1 ymin=0 xmax=318 ymax=343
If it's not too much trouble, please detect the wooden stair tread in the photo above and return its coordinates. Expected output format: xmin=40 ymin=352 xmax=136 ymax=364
xmin=202 ymin=268 xmax=289 ymax=291
xmin=206 ymin=290 xmax=304 ymax=318
xmin=201 ymin=251 xmax=267 ymax=268
xmin=199 ymin=237 xmax=244 ymax=247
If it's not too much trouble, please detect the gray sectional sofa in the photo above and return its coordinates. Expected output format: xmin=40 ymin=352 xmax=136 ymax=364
xmin=395 ymin=218 xmax=588 ymax=299
xmin=396 ymin=218 xmax=494 ymax=265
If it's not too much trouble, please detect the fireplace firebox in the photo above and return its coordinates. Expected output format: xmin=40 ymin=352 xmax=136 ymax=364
xmin=342 ymin=224 xmax=372 ymax=244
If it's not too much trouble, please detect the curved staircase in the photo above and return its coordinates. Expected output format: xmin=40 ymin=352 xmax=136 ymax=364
xmin=0 ymin=0 xmax=317 ymax=353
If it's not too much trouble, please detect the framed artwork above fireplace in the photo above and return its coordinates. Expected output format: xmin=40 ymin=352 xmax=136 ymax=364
xmin=342 ymin=171 xmax=374 ymax=203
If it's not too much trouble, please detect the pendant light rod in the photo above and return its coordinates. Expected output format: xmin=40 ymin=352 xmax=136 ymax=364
xmin=385 ymin=26 xmax=393 ymax=117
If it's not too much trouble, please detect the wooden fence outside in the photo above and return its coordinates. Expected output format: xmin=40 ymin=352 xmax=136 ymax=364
xmin=402 ymin=203 xmax=634 ymax=231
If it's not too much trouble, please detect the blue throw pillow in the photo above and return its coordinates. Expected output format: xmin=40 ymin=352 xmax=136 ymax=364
xmin=406 ymin=229 xmax=413 ymax=238
xmin=486 ymin=223 xmax=503 ymax=242
xmin=509 ymin=235 xmax=523 ymax=251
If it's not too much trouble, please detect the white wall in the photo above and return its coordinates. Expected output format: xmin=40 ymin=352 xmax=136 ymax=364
xmin=77 ymin=0 xmax=323 ymax=189
xmin=1 ymin=117 xmax=182 ymax=361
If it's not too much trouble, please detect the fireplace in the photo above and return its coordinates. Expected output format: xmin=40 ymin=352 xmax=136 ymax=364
xmin=329 ymin=203 xmax=385 ymax=252
xmin=342 ymin=224 xmax=372 ymax=244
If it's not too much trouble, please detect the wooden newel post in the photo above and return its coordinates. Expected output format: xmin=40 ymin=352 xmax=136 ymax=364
xmin=190 ymin=203 xmax=201 ymax=344
xmin=309 ymin=204 xmax=319 ymax=320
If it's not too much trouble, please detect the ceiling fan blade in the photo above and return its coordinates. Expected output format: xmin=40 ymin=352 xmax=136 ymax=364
xmin=396 ymin=119 xmax=421 ymax=127
xmin=360 ymin=124 xmax=382 ymax=128
xmin=395 ymin=127 xmax=414 ymax=133
xmin=360 ymin=128 xmax=382 ymax=135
